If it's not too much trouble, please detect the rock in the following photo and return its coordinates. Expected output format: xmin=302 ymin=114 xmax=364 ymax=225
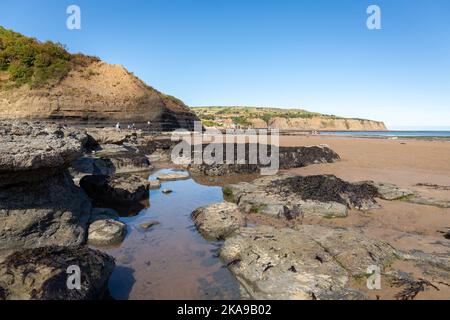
xmin=0 ymin=121 xmax=87 ymax=187
xmin=185 ymin=144 xmax=341 ymax=176
xmin=70 ymin=156 xmax=116 ymax=182
xmin=192 ymin=202 xmax=246 ymax=240
xmin=90 ymin=208 xmax=120 ymax=222
xmin=220 ymin=225 xmax=397 ymax=300
xmin=80 ymin=174 xmax=150 ymax=206
xmin=156 ymin=171 xmax=190 ymax=181
xmin=0 ymin=123 xmax=93 ymax=250
xmin=224 ymin=174 xmax=380 ymax=219
xmin=71 ymin=153 xmax=152 ymax=184
xmin=266 ymin=175 xmax=380 ymax=211
xmin=88 ymin=219 xmax=127 ymax=246
xmin=368 ymin=181 xmax=450 ymax=208
xmin=148 ymin=180 xmax=161 ymax=190
xmin=0 ymin=246 xmax=114 ymax=300
xmin=406 ymin=196 xmax=450 ymax=209
xmin=94 ymin=144 xmax=131 ymax=157
xmin=86 ymin=128 xmax=132 ymax=145
xmin=445 ymin=230 xmax=450 ymax=240
xmin=370 ymin=182 xmax=415 ymax=200
xmin=0 ymin=172 xmax=91 ymax=250
xmin=162 ymin=189 xmax=173 ymax=194
xmin=108 ymin=154 xmax=152 ymax=174
xmin=139 ymin=220 xmax=160 ymax=230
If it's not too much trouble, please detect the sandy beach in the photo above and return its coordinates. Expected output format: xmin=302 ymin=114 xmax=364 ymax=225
xmin=269 ymin=135 xmax=450 ymax=299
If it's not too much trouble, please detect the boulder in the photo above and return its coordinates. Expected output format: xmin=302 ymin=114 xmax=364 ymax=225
xmin=192 ymin=202 xmax=246 ymax=240
xmin=88 ymin=219 xmax=127 ymax=246
xmin=0 ymin=172 xmax=91 ymax=250
xmin=220 ymin=225 xmax=398 ymax=300
xmin=80 ymin=174 xmax=150 ymax=206
xmin=0 ymin=246 xmax=114 ymax=300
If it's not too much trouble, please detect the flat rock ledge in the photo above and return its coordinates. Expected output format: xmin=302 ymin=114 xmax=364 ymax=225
xmin=0 ymin=121 xmax=87 ymax=187
xmin=0 ymin=246 xmax=114 ymax=300
xmin=220 ymin=225 xmax=398 ymax=300
xmin=192 ymin=202 xmax=246 ymax=240
xmin=370 ymin=182 xmax=450 ymax=208
xmin=156 ymin=171 xmax=190 ymax=181
xmin=224 ymin=174 xmax=380 ymax=219
xmin=185 ymin=144 xmax=341 ymax=176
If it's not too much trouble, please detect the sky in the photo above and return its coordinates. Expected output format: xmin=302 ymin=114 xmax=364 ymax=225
xmin=1 ymin=0 xmax=450 ymax=129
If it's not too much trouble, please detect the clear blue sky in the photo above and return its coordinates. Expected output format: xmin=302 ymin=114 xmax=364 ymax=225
xmin=1 ymin=0 xmax=450 ymax=129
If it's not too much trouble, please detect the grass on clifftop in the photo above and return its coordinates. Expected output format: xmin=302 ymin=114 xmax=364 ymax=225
xmin=192 ymin=106 xmax=364 ymax=126
xmin=0 ymin=26 xmax=98 ymax=89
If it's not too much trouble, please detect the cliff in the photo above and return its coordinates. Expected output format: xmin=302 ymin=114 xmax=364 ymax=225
xmin=0 ymin=27 xmax=198 ymax=130
xmin=193 ymin=106 xmax=387 ymax=131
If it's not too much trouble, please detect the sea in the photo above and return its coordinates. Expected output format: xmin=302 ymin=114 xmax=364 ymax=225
xmin=321 ymin=131 xmax=450 ymax=138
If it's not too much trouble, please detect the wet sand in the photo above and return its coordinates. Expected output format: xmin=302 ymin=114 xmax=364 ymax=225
xmin=281 ymin=135 xmax=450 ymax=186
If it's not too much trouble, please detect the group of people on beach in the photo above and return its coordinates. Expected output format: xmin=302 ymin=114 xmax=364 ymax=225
xmin=115 ymin=121 xmax=152 ymax=131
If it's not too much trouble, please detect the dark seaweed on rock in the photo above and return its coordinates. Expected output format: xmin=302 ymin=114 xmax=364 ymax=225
xmin=0 ymin=246 xmax=114 ymax=300
xmin=267 ymin=175 xmax=380 ymax=208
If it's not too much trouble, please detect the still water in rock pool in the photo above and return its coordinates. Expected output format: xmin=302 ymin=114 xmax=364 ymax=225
xmin=104 ymin=169 xmax=242 ymax=300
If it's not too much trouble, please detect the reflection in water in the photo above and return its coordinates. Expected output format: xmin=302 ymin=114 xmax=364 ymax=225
xmin=105 ymin=169 xmax=242 ymax=300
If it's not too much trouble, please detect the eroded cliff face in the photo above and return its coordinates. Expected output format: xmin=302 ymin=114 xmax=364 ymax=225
xmin=0 ymin=61 xmax=199 ymax=130
xmin=266 ymin=117 xmax=387 ymax=131
xmin=194 ymin=107 xmax=387 ymax=131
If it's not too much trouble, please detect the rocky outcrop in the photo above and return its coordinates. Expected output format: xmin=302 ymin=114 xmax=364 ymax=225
xmin=0 ymin=246 xmax=114 ymax=300
xmin=192 ymin=202 xmax=246 ymax=240
xmin=0 ymin=121 xmax=91 ymax=250
xmin=80 ymin=174 xmax=150 ymax=207
xmin=224 ymin=174 xmax=379 ymax=219
xmin=0 ymin=121 xmax=87 ymax=187
xmin=71 ymin=154 xmax=152 ymax=181
xmin=185 ymin=144 xmax=340 ymax=176
xmin=220 ymin=225 xmax=397 ymax=300
xmin=267 ymin=175 xmax=380 ymax=210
